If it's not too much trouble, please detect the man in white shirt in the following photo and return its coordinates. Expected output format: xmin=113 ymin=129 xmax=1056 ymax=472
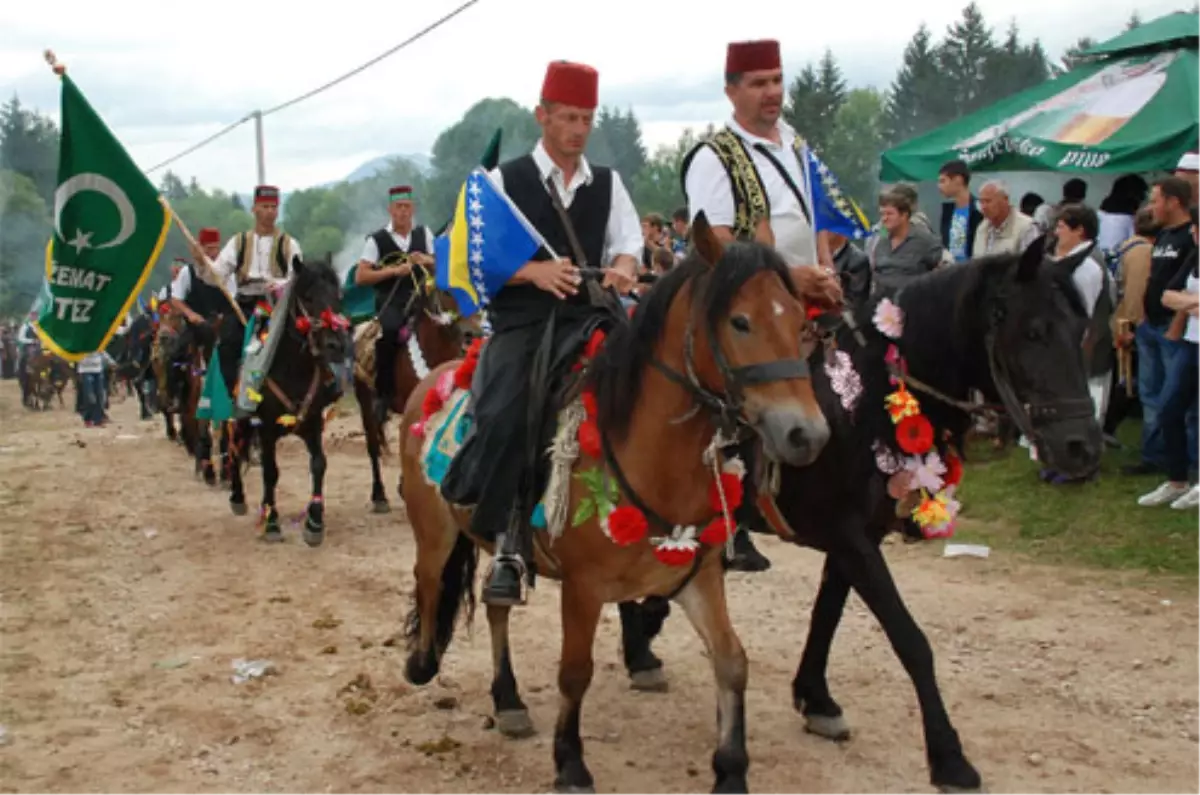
xmin=440 ymin=59 xmax=642 ymax=607
xmin=681 ymin=38 xmax=841 ymax=572
xmin=203 ymin=185 xmax=302 ymax=397
xmin=354 ymin=185 xmax=436 ymax=423
xmin=974 ymin=180 xmax=1039 ymax=257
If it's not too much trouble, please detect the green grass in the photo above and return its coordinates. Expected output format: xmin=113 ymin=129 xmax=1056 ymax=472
xmin=952 ymin=420 xmax=1198 ymax=578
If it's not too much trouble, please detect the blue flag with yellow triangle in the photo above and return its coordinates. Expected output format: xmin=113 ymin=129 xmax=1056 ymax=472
xmin=434 ymin=168 xmax=546 ymax=319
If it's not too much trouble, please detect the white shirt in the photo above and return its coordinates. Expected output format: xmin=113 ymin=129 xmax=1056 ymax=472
xmin=209 ymin=231 xmax=302 ymax=296
xmin=1061 ymin=242 xmax=1111 ymax=318
xmin=359 ymin=222 xmax=435 ymax=264
xmin=17 ymin=322 xmax=35 ymax=344
xmin=170 ymin=266 xmax=193 ymax=302
xmin=1097 ymin=210 xmax=1135 ymax=255
xmin=1185 ymin=272 xmax=1199 ymax=344
xmin=684 ymin=116 xmax=816 ymax=266
xmin=77 ymin=351 xmax=114 ymax=374
xmin=486 ymin=139 xmax=642 ymax=265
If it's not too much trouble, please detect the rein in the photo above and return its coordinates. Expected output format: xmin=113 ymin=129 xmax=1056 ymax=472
xmin=261 ymin=290 xmax=344 ymax=425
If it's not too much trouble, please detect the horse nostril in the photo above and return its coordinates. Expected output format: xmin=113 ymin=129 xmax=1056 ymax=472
xmin=787 ymin=426 xmax=808 ymax=451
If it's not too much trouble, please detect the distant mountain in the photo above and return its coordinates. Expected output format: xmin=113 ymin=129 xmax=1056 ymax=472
xmin=232 ymin=153 xmax=434 ymax=212
xmin=342 ymin=152 xmax=433 ymax=183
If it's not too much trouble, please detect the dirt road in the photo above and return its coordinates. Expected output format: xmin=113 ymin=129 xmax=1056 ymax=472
xmin=1 ymin=382 xmax=1196 ymax=793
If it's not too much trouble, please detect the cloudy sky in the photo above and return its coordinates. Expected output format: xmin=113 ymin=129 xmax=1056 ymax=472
xmin=1 ymin=0 xmax=1183 ymax=192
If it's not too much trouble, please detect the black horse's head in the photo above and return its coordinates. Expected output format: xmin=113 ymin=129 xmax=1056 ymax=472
xmin=972 ymin=237 xmax=1103 ymax=478
xmin=291 ymin=255 xmax=348 ymax=366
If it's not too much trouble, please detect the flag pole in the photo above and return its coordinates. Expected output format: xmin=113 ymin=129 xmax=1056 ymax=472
xmin=160 ymin=201 xmax=249 ymax=326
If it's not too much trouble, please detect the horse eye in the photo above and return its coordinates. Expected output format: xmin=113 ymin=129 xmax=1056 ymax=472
xmin=1026 ymin=320 xmax=1046 ymax=342
xmin=730 ymin=315 xmax=752 ymax=334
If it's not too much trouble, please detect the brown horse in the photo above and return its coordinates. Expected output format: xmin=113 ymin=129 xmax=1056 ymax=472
xmin=397 ymin=218 xmax=832 ymax=793
xmin=353 ymin=278 xmax=479 ymax=512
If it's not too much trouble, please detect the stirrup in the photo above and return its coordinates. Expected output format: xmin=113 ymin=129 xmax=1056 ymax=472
xmin=482 ymin=554 xmax=528 ymax=606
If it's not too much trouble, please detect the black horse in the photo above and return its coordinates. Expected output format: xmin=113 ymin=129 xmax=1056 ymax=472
xmin=112 ymin=313 xmax=157 ymax=421
xmin=227 ymin=255 xmax=349 ymax=547
xmin=615 ymin=238 xmax=1103 ymax=792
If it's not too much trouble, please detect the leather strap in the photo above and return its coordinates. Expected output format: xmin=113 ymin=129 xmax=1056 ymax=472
xmin=543 ymin=176 xmax=614 ymax=309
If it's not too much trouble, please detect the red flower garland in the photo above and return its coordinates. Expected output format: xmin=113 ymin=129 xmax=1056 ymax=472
xmin=582 ymin=389 xmax=598 ymax=419
xmin=806 ymin=305 xmax=824 ymax=320
xmin=895 ymin=414 xmax=934 ymax=455
xmin=699 ymin=515 xmax=733 ymax=546
xmin=943 ymin=452 xmax=963 ymax=487
xmin=608 ymin=505 xmax=648 ymax=546
xmin=421 ymin=387 xmax=444 ymax=418
xmin=653 ymin=545 xmax=696 ymax=567
xmin=295 ymin=316 xmax=312 ymax=334
xmin=577 ymin=420 xmax=602 ymax=460
xmin=708 ymin=473 xmax=744 ymax=513
xmin=584 ymin=329 xmax=607 ymax=360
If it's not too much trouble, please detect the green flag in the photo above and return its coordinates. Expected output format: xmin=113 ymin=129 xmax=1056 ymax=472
xmin=196 ymin=347 xmax=233 ymax=422
xmin=32 ymin=73 xmax=170 ymax=361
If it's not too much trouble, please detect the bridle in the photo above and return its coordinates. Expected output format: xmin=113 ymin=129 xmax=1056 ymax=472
xmin=644 ymin=270 xmax=818 ymax=436
xmin=258 ymin=281 xmax=349 ymax=426
xmin=833 ymin=285 xmax=1095 ymax=448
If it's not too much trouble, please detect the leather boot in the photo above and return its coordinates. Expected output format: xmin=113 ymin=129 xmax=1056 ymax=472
xmin=723 ymin=525 xmax=772 ymax=572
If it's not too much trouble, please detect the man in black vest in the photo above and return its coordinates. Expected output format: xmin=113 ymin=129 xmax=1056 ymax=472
xmin=440 ymin=60 xmax=642 ymax=607
xmin=167 ymin=228 xmax=229 ymax=407
xmin=354 ymin=185 xmax=435 ymax=424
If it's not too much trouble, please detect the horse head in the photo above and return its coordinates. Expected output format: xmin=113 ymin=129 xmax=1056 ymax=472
xmin=412 ymin=275 xmax=484 ymax=352
xmin=977 ymin=236 xmax=1102 ymax=478
xmin=592 ymin=212 xmax=830 ymax=467
xmin=291 ymin=255 xmax=349 ymax=367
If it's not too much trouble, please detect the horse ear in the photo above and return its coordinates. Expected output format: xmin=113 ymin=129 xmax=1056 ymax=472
xmin=291 ymin=255 xmax=306 ymax=275
xmin=690 ymin=210 xmax=725 ymax=268
xmin=1016 ymin=233 xmax=1046 ymax=283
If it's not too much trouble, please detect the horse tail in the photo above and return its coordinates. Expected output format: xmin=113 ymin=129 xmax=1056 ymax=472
xmin=402 ymin=531 xmax=477 ymax=685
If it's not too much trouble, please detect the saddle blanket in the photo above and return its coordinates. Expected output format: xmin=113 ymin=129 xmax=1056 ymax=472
xmin=417 ymin=370 xmax=585 ymax=539
xmin=234 ymin=274 xmax=298 ymax=417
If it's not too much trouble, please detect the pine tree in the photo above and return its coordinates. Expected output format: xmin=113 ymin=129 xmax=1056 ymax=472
xmin=937 ymin=2 xmax=997 ymax=121
xmin=1126 ymin=11 xmax=1142 ymax=30
xmin=1057 ymin=36 xmax=1097 ymax=75
xmin=883 ymin=24 xmax=944 ymax=145
xmin=783 ymin=64 xmax=821 ymax=144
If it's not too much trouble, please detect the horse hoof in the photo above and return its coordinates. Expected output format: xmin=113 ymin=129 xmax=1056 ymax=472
xmin=303 ymin=525 xmax=325 ymax=548
xmin=554 ymin=785 xmax=595 ymax=794
xmin=629 ymin=667 xmax=669 ymax=693
xmin=937 ymin=786 xmax=982 ymax=794
xmin=230 ymin=501 xmax=248 ymax=516
xmin=372 ymin=500 xmax=391 ymax=514
xmin=495 ymin=709 xmax=535 ymax=739
xmin=261 ymin=528 xmax=284 ymax=543
xmin=804 ymin=713 xmax=851 ymax=741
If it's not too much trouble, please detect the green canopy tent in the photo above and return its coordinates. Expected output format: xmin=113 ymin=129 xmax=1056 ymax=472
xmin=342 ymin=128 xmax=504 ymax=325
xmin=880 ymin=12 xmax=1199 ymax=182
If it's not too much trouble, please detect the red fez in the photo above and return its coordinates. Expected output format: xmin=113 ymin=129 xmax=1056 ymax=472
xmin=253 ymin=185 xmax=280 ymax=205
xmin=726 ymin=40 xmax=781 ymax=74
xmin=389 ymin=185 xmax=414 ymax=202
xmin=541 ymin=61 xmax=598 ymax=110
xmin=198 ymin=227 xmax=220 ymax=245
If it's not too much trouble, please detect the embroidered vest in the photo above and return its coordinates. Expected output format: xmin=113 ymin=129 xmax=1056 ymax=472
xmin=679 ymin=128 xmax=810 ymax=241
xmin=235 ymin=230 xmax=292 ymax=285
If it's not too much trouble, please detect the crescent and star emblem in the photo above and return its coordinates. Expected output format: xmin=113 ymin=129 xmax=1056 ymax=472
xmin=53 ymin=173 xmax=137 ymax=255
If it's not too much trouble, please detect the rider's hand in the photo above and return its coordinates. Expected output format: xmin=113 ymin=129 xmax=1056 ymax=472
xmin=602 ymin=265 xmax=636 ymax=296
xmin=392 ymin=262 xmax=413 ymax=277
xmin=527 ymin=259 xmax=580 ymax=300
xmin=409 ymin=252 xmax=434 ymax=268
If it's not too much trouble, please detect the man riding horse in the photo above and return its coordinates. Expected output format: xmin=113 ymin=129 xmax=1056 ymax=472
xmin=352 ymin=184 xmax=436 ymax=426
xmin=681 ymin=38 xmax=842 ymax=572
xmin=166 ymin=227 xmax=228 ymax=407
xmin=440 ymin=60 xmax=644 ymax=608
xmin=202 ymin=185 xmax=302 ymax=400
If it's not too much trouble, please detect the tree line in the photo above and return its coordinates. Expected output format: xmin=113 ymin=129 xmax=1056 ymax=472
xmin=0 ymin=3 xmax=1155 ymax=318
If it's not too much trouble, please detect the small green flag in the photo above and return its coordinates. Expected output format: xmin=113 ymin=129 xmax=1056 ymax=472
xmin=33 ymin=73 xmax=170 ymax=361
xmin=196 ymin=347 xmax=233 ymax=422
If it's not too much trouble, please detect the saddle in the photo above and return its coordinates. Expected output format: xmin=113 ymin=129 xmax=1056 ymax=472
xmin=352 ymin=320 xmax=381 ymax=384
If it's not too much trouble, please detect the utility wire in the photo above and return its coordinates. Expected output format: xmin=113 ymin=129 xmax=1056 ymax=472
xmin=143 ymin=0 xmax=482 ymax=175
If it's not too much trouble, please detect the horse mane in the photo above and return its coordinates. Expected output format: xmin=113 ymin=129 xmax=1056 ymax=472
xmin=589 ymin=240 xmax=796 ymax=439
